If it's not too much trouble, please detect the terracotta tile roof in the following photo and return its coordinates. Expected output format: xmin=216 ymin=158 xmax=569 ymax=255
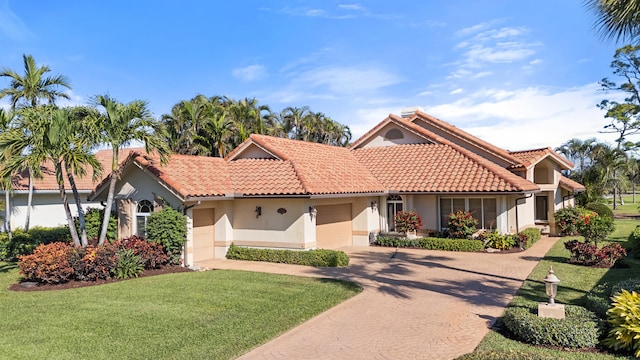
xmin=10 ymin=148 xmax=140 ymax=192
xmin=249 ymin=135 xmax=385 ymax=194
xmin=353 ymin=143 xmax=539 ymax=193
xmin=509 ymin=147 xmax=574 ymax=169
xmin=559 ymin=176 xmax=586 ymax=193
xmin=229 ymin=159 xmax=306 ymax=196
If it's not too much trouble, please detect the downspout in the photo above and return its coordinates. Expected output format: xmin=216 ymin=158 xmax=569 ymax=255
xmin=182 ymin=201 xmax=202 ymax=268
xmin=515 ymin=193 xmax=533 ymax=234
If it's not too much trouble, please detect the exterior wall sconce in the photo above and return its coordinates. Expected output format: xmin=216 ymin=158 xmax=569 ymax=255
xmin=309 ymin=206 xmax=317 ymax=220
xmin=255 ymin=206 xmax=262 ymax=218
xmin=371 ymin=200 xmax=378 ymax=212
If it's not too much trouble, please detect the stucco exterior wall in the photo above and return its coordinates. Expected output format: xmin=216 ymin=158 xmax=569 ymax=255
xmin=5 ymin=192 xmax=103 ymax=230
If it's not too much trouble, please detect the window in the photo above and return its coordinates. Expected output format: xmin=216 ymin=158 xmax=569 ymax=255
xmin=535 ymin=195 xmax=548 ymax=221
xmin=440 ymin=197 xmax=497 ymax=230
xmin=387 ymin=195 xmax=403 ymax=231
xmin=136 ymin=200 xmax=154 ymax=237
xmin=384 ymin=128 xmax=404 ymax=140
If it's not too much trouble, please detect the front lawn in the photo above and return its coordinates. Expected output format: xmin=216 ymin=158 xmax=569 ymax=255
xmin=466 ymin=219 xmax=640 ymax=359
xmin=0 ymin=265 xmax=361 ymax=359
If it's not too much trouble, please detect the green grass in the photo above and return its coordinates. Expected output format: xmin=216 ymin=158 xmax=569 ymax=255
xmin=0 ymin=265 xmax=361 ymax=359
xmin=606 ymin=194 xmax=640 ymax=215
xmin=469 ymin=219 xmax=640 ymax=359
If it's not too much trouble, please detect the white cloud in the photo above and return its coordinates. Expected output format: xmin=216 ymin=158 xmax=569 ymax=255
xmin=292 ymin=65 xmax=402 ymax=95
xmin=449 ymin=88 xmax=464 ymax=95
xmin=232 ymin=65 xmax=267 ymax=81
xmin=338 ymin=4 xmax=365 ymax=11
xmin=0 ymin=0 xmax=34 ymax=41
xmin=425 ymin=84 xmax=620 ymax=150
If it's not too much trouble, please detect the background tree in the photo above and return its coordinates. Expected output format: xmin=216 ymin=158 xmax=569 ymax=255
xmin=586 ymin=0 xmax=640 ymax=42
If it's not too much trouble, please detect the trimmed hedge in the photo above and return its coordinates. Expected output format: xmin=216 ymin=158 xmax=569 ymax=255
xmin=585 ymin=202 xmax=614 ymax=219
xmin=0 ymin=226 xmax=71 ymax=261
xmin=455 ymin=350 xmax=555 ymax=360
xmin=629 ymin=225 xmax=640 ymax=259
xmin=502 ymin=305 xmax=602 ymax=349
xmin=519 ymin=227 xmax=541 ymax=249
xmin=375 ymin=236 xmax=483 ymax=252
xmin=225 ymin=244 xmax=349 ymax=267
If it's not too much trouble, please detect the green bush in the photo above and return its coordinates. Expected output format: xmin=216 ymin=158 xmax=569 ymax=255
xmin=115 ymin=248 xmax=144 ymax=279
xmin=629 ymin=225 xmax=640 ymax=259
xmin=502 ymin=305 xmax=602 ymax=348
xmin=393 ymin=210 xmax=423 ymax=233
xmin=582 ymin=283 xmax=613 ymax=319
xmin=448 ymin=210 xmax=479 ymax=239
xmin=585 ymin=202 xmax=614 ymax=219
xmin=75 ymin=207 xmax=117 ymax=241
xmin=554 ymin=206 xmax=586 ymax=236
xmin=0 ymin=226 xmax=71 ymax=261
xmin=480 ymin=231 xmax=516 ymax=250
xmin=226 ymin=244 xmax=349 ymax=267
xmin=455 ymin=350 xmax=555 ymax=360
xmin=374 ymin=236 xmax=483 ymax=252
xmin=576 ymin=211 xmax=615 ymax=245
xmin=611 ymin=278 xmax=640 ymax=296
xmin=519 ymin=227 xmax=541 ymax=249
xmin=146 ymin=206 xmax=187 ymax=264
xmin=603 ymin=290 xmax=640 ymax=357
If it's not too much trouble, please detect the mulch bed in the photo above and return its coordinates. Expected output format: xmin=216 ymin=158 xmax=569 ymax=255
xmin=8 ymin=265 xmax=194 ymax=292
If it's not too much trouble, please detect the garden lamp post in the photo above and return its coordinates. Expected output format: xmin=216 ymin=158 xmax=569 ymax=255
xmin=543 ymin=266 xmax=560 ymax=305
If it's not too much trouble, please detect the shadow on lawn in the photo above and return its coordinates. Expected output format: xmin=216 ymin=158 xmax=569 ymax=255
xmin=0 ymin=263 xmax=17 ymax=273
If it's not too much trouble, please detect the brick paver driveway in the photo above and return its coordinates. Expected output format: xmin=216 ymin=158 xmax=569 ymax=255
xmin=202 ymin=236 xmax=558 ymax=360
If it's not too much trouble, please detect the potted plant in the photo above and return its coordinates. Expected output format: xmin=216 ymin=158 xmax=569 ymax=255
xmin=394 ymin=210 xmax=423 ymax=239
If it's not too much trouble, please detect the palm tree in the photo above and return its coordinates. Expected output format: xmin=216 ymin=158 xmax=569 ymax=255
xmin=0 ymin=54 xmax=71 ymax=231
xmin=92 ymin=94 xmax=170 ymax=245
xmin=556 ymin=138 xmax=598 ymax=177
xmin=0 ymin=109 xmax=14 ymax=238
xmin=593 ymin=143 xmax=628 ymax=209
xmin=0 ymin=54 xmax=71 ymax=109
xmin=586 ymin=0 xmax=640 ymax=41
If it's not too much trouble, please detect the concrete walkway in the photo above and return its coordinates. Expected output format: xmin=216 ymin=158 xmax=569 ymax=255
xmin=199 ymin=236 xmax=559 ymax=360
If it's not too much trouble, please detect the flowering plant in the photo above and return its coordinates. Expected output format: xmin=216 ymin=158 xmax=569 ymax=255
xmin=576 ymin=211 xmax=615 ymax=245
xmin=448 ymin=210 xmax=479 ymax=239
xmin=394 ymin=210 xmax=423 ymax=233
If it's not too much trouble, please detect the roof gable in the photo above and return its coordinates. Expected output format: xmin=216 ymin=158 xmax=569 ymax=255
xmin=509 ymin=147 xmax=574 ymax=170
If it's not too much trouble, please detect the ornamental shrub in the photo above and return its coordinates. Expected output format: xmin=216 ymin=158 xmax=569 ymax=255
xmin=18 ymin=242 xmax=76 ymax=284
xmin=146 ymin=206 xmax=187 ymax=264
xmin=554 ymin=206 xmax=585 ymax=236
xmin=448 ymin=210 xmax=478 ymax=239
xmin=564 ymin=240 xmax=627 ymax=267
xmin=374 ymin=236 xmax=483 ymax=252
xmin=576 ymin=211 xmax=615 ymax=245
xmin=502 ymin=304 xmax=602 ymax=348
xmin=456 ymin=350 xmax=555 ymax=360
xmin=114 ymin=249 xmax=144 ymax=279
xmin=114 ymin=235 xmax=168 ymax=269
xmin=629 ymin=225 xmax=640 ymax=259
xmin=519 ymin=227 xmax=541 ymax=249
xmin=603 ymin=290 xmax=640 ymax=357
xmin=75 ymin=207 xmax=117 ymax=241
xmin=226 ymin=244 xmax=349 ymax=267
xmin=80 ymin=243 xmax=119 ymax=281
xmin=585 ymin=201 xmax=614 ymax=219
xmin=479 ymin=231 xmax=516 ymax=250
xmin=583 ymin=283 xmax=613 ymax=319
xmin=611 ymin=278 xmax=640 ymax=297
xmin=394 ymin=210 xmax=423 ymax=233
xmin=0 ymin=226 xmax=71 ymax=261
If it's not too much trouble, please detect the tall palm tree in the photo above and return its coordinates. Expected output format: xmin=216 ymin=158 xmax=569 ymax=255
xmin=586 ymin=0 xmax=640 ymax=41
xmin=92 ymin=94 xmax=170 ymax=245
xmin=0 ymin=54 xmax=71 ymax=231
xmin=0 ymin=109 xmax=14 ymax=238
xmin=556 ymin=138 xmax=598 ymax=176
xmin=0 ymin=54 xmax=71 ymax=109
xmin=593 ymin=143 xmax=628 ymax=209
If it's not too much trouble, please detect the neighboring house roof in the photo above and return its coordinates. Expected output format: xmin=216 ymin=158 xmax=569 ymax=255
xmin=559 ymin=176 xmax=586 ymax=193
xmin=353 ymin=143 xmax=539 ymax=193
xmin=9 ymin=148 xmax=139 ymax=192
xmin=509 ymin=147 xmax=575 ymax=170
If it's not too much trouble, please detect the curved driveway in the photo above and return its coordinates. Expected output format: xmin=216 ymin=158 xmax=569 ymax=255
xmin=202 ymin=236 xmax=558 ymax=360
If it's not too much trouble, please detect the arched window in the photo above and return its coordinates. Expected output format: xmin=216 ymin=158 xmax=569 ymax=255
xmin=136 ymin=200 xmax=154 ymax=237
xmin=387 ymin=195 xmax=403 ymax=231
xmin=384 ymin=128 xmax=404 ymax=140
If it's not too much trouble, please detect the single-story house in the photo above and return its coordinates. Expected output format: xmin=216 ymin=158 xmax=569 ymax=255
xmin=82 ymin=109 xmax=584 ymax=268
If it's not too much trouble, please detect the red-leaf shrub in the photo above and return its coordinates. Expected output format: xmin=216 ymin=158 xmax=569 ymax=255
xmin=394 ymin=210 xmax=423 ymax=233
xmin=114 ymin=236 xmax=168 ymax=269
xmin=564 ymin=240 xmax=627 ymax=267
xmin=18 ymin=242 xmax=75 ymax=284
xmin=80 ymin=243 xmax=118 ymax=280
xmin=448 ymin=210 xmax=479 ymax=239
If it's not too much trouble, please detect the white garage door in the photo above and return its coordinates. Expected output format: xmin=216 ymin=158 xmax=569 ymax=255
xmin=192 ymin=208 xmax=215 ymax=263
xmin=316 ymin=204 xmax=352 ymax=249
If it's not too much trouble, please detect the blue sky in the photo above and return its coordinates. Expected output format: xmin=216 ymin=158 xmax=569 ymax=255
xmin=0 ymin=1 xmax=627 ymax=150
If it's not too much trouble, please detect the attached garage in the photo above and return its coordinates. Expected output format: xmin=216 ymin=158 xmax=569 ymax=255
xmin=315 ymin=204 xmax=352 ymax=249
xmin=192 ymin=208 xmax=215 ymax=263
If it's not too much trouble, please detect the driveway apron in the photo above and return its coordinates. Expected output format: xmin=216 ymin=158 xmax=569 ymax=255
xmin=200 ymin=236 xmax=558 ymax=360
